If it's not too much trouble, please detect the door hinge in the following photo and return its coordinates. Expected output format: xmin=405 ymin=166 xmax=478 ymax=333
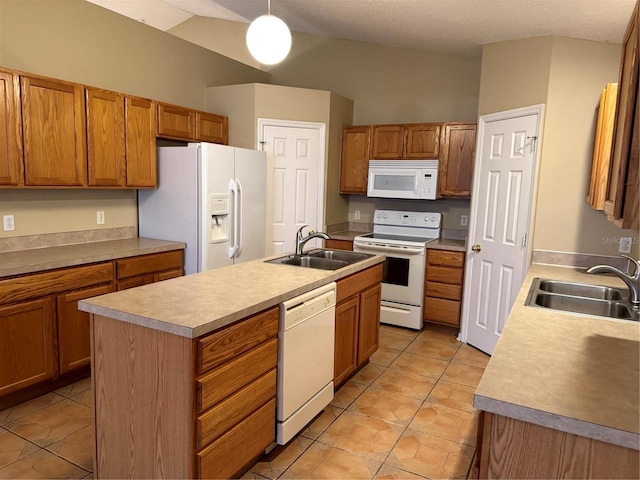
xmin=526 ymin=136 xmax=537 ymax=153
xmin=259 ymin=140 xmax=267 ymax=151
xmin=522 ymin=233 xmax=528 ymax=248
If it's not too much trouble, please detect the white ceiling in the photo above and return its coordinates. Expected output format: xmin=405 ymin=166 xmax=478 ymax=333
xmin=87 ymin=0 xmax=636 ymax=59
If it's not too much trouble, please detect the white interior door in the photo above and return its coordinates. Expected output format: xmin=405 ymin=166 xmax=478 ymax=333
xmin=462 ymin=106 xmax=543 ymax=355
xmin=260 ymin=120 xmax=325 ymax=255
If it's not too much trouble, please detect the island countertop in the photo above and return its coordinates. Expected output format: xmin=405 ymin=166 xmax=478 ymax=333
xmin=79 ymin=254 xmax=384 ymax=339
xmin=474 ymin=263 xmax=640 ymax=450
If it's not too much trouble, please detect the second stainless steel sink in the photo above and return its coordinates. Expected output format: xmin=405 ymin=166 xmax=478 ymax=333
xmin=525 ymin=278 xmax=638 ymax=321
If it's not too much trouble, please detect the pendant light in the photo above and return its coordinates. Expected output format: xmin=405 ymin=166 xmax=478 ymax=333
xmin=246 ymin=0 xmax=292 ymax=65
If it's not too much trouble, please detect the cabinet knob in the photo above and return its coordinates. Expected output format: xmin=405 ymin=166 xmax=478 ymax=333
xmin=471 ymin=244 xmax=482 ymax=252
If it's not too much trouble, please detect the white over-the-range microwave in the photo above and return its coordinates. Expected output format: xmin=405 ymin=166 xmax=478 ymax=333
xmin=367 ymin=159 xmax=439 ymax=200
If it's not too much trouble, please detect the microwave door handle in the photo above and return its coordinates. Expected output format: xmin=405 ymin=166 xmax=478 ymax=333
xmin=354 ymin=243 xmax=424 ymax=255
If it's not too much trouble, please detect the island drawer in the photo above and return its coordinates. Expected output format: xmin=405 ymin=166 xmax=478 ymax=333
xmin=196 ymin=369 xmax=275 ymax=450
xmin=115 ymin=250 xmax=183 ymax=279
xmin=196 ymin=338 xmax=277 ymax=412
xmin=197 ymin=399 xmax=275 ymax=479
xmin=427 ymin=249 xmax=464 ymax=267
xmin=197 ymin=306 xmax=278 ymax=374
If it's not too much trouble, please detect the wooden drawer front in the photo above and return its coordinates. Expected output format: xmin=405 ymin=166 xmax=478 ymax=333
xmin=116 ymin=275 xmax=154 ymax=291
xmin=428 ymin=249 xmax=464 ymax=268
xmin=337 ymin=264 xmax=383 ymax=303
xmin=197 ymin=399 xmax=275 ymax=479
xmin=0 ymin=263 xmax=113 ymax=305
xmin=425 ymin=281 xmax=462 ymax=301
xmin=115 ymin=250 xmax=183 ymax=280
xmin=197 ymin=338 xmax=277 ymax=412
xmin=426 ymin=265 xmax=463 ymax=285
xmin=197 ymin=369 xmax=275 ymax=450
xmin=153 ymin=268 xmax=183 ymax=282
xmin=324 ymin=239 xmax=354 ymax=251
xmin=424 ymin=296 xmax=461 ymax=326
xmin=197 ymin=306 xmax=278 ymax=374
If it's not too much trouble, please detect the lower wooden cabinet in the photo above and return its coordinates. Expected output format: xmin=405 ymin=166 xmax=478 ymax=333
xmin=424 ymin=249 xmax=465 ymax=327
xmin=334 ymin=264 xmax=383 ymax=388
xmin=324 ymin=238 xmax=354 ymax=251
xmin=115 ymin=250 xmax=183 ymax=290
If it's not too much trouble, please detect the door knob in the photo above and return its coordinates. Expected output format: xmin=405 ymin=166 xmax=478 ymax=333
xmin=471 ymin=244 xmax=482 ymax=252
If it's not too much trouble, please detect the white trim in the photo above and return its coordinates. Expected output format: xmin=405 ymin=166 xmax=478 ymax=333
xmin=460 ymin=104 xmax=545 ymax=345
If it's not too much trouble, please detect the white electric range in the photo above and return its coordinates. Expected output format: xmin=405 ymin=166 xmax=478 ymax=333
xmin=353 ymin=210 xmax=441 ymax=330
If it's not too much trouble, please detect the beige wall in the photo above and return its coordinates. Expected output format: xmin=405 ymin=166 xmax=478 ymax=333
xmin=0 ymin=0 xmax=267 ymax=240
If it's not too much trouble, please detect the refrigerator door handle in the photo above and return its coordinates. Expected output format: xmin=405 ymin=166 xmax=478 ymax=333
xmin=228 ymin=179 xmax=238 ymax=258
xmin=236 ymin=178 xmax=243 ymax=257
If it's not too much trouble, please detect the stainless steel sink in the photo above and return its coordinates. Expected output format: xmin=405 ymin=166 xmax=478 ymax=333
xmin=525 ymin=278 xmax=638 ymax=321
xmin=265 ymin=249 xmax=374 ymax=271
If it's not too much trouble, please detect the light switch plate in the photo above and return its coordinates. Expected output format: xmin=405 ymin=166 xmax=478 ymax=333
xmin=96 ymin=211 xmax=105 ymax=225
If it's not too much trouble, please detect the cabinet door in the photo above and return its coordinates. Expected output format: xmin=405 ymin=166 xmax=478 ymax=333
xmin=21 ymin=75 xmax=86 ymax=186
xmin=57 ymin=284 xmax=113 ymax=374
xmin=357 ymin=284 xmax=381 ymax=365
xmin=439 ymin=123 xmax=476 ymax=197
xmin=196 ymin=111 xmax=228 ymax=144
xmin=372 ymin=125 xmax=404 ymax=159
xmin=86 ymin=87 xmax=125 ymax=186
xmin=405 ymin=124 xmax=441 ymax=159
xmin=0 ymin=298 xmax=56 ymax=396
xmin=340 ymin=126 xmax=371 ymax=194
xmin=334 ymin=296 xmax=359 ymax=387
xmin=125 ymin=96 xmax=157 ymax=187
xmin=0 ymin=70 xmax=22 ymax=186
xmin=157 ymin=102 xmax=196 ymax=141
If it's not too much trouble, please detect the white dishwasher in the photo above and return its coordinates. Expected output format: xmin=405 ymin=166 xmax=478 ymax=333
xmin=277 ymin=282 xmax=336 ymax=445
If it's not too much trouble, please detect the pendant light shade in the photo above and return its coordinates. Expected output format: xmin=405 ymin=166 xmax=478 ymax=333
xmin=246 ymin=1 xmax=291 ymax=65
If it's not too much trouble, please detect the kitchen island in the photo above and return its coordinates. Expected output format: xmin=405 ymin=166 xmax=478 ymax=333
xmin=79 ymin=253 xmax=384 ymax=479
xmin=473 ymin=264 xmax=639 ymax=479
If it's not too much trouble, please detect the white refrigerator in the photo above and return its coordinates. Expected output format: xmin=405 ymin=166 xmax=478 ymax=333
xmin=138 ymin=143 xmax=267 ymax=275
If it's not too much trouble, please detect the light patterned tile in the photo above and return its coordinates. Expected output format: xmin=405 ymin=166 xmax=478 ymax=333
xmin=317 ymin=411 xmax=403 ymax=463
xmin=241 ymin=471 xmax=270 ymax=480
xmin=380 ymin=325 xmax=420 ymax=339
xmin=388 ymin=352 xmax=449 ymax=379
xmin=0 ymin=393 xmax=65 ymax=426
xmin=451 ymin=344 xmax=491 ymax=369
xmin=440 ymin=363 xmax=485 ymax=388
xmin=55 ymin=377 xmax=91 ymax=399
xmin=427 ymin=381 xmax=477 ymax=413
xmin=408 ymin=400 xmax=478 ymax=446
xmin=70 ymin=389 xmax=93 ymax=409
xmin=331 ymin=380 xmax=367 ymax=409
xmin=4 ymin=399 xmax=93 ymax=448
xmin=386 ymin=428 xmax=474 ymax=480
xmin=45 ymin=425 xmax=94 ymax=471
xmin=0 ymin=448 xmax=88 ymax=479
xmin=251 ymin=436 xmax=313 ymax=479
xmin=405 ymin=338 xmax=458 ymax=361
xmin=347 ymin=390 xmax=422 ymax=426
xmin=300 ymin=406 xmax=344 ymax=440
xmin=350 ymin=363 xmax=385 ymax=386
xmin=282 ymin=442 xmax=381 ymax=479
xmin=367 ymin=370 xmax=436 ymax=401
xmin=0 ymin=427 xmax=40 ymax=469
xmin=379 ymin=333 xmax=414 ymax=351
xmin=375 ymin=464 xmax=427 ymax=479
xmin=416 ymin=327 xmax=461 ymax=347
xmin=369 ymin=347 xmax=402 ymax=367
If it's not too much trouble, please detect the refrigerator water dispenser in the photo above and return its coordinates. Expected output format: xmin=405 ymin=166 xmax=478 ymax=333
xmin=209 ymin=194 xmax=230 ymax=243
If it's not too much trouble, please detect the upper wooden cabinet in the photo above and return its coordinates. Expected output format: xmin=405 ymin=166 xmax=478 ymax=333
xmin=156 ymin=102 xmax=229 ymax=144
xmin=0 ymin=69 xmax=22 ymax=186
xmin=125 ymin=96 xmax=157 ymax=188
xmin=340 ymin=126 xmax=371 ymax=194
xmin=21 ymin=75 xmax=86 ymax=186
xmin=372 ymin=123 xmax=441 ymax=160
xmin=196 ymin=111 xmax=228 ymax=145
xmin=439 ymin=122 xmax=477 ymax=198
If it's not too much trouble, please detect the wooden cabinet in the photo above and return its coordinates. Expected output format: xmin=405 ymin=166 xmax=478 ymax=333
xmin=125 ymin=96 xmax=157 ymax=187
xmin=156 ymin=102 xmax=196 ymax=140
xmin=424 ymin=249 xmax=465 ymax=327
xmin=372 ymin=123 xmax=441 ymax=159
xmin=439 ymin=122 xmax=476 ymax=198
xmin=21 ymin=75 xmax=86 ymax=186
xmin=196 ymin=111 xmax=228 ymax=144
xmin=324 ymin=238 xmax=354 ymax=251
xmin=92 ymin=305 xmax=278 ymax=479
xmin=0 ymin=69 xmax=22 ymax=186
xmin=115 ymin=250 xmax=183 ymax=290
xmin=340 ymin=126 xmax=371 ymax=194
xmin=334 ymin=264 xmax=383 ymax=388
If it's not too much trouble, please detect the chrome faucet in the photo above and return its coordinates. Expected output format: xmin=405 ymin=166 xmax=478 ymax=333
xmin=295 ymin=225 xmax=330 ymax=256
xmin=586 ymin=254 xmax=640 ymax=307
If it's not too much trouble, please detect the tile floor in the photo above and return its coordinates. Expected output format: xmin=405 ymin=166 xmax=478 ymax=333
xmin=0 ymin=324 xmax=489 ymax=480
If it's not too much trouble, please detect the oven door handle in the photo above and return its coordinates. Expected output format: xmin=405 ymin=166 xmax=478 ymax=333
xmin=353 ymin=242 xmax=424 ymax=255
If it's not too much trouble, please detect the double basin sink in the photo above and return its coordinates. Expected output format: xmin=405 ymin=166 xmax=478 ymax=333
xmin=266 ymin=249 xmax=374 ymax=271
xmin=526 ymin=278 xmax=639 ymax=322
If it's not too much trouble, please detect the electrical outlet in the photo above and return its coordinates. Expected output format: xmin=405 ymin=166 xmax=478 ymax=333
xmin=96 ymin=210 xmax=105 ymax=225
xmin=355 ymin=210 xmax=361 ymax=220
xmin=619 ymin=237 xmax=632 ymax=253
xmin=3 ymin=214 xmax=15 ymax=231
xmin=460 ymin=215 xmax=468 ymax=226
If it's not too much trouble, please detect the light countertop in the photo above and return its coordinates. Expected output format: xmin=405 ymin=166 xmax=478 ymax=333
xmin=79 ymin=254 xmax=385 ymax=339
xmin=427 ymin=238 xmax=466 ymax=252
xmin=327 ymin=230 xmax=367 ymax=242
xmin=0 ymin=237 xmax=185 ymax=278
xmin=474 ymin=264 xmax=640 ymax=450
